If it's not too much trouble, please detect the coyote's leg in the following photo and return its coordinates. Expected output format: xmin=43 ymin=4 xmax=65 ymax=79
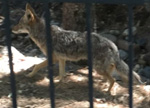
xmin=105 ymin=73 xmax=115 ymax=92
xmin=99 ymin=63 xmax=115 ymax=92
xmin=106 ymin=63 xmax=116 ymax=92
xmin=58 ymin=58 xmax=66 ymax=79
xmin=55 ymin=59 xmax=66 ymax=88
xmin=27 ymin=60 xmax=48 ymax=77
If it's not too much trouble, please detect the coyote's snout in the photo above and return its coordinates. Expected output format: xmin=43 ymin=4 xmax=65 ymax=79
xmin=12 ymin=3 xmax=143 ymax=93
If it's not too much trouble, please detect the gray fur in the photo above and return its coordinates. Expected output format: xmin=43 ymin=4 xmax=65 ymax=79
xmin=27 ymin=21 xmax=142 ymax=84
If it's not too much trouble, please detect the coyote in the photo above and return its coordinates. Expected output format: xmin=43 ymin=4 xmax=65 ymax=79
xmin=12 ymin=3 xmax=143 ymax=92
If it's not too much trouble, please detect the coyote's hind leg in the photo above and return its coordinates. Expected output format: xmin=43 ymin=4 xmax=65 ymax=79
xmin=98 ymin=63 xmax=116 ymax=93
xmin=105 ymin=73 xmax=115 ymax=92
xmin=106 ymin=63 xmax=116 ymax=92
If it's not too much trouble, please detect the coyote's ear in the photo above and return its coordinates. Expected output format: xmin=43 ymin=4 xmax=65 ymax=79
xmin=26 ymin=3 xmax=36 ymax=22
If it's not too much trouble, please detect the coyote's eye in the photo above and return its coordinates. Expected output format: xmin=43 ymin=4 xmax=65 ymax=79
xmin=27 ymin=14 xmax=31 ymax=20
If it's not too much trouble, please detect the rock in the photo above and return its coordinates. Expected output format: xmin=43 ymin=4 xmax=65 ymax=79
xmin=0 ymin=16 xmax=4 ymax=26
xmin=11 ymin=34 xmax=18 ymax=40
xmin=19 ymin=84 xmax=26 ymax=88
xmin=117 ymin=39 xmax=140 ymax=52
xmin=133 ymin=64 xmax=141 ymax=72
xmin=146 ymin=41 xmax=150 ymax=52
xmin=119 ymin=50 xmax=128 ymax=60
xmin=145 ymin=3 xmax=150 ymax=12
xmin=122 ymin=27 xmax=137 ymax=36
xmin=8 ymin=93 xmax=12 ymax=98
xmin=0 ymin=29 xmax=5 ymax=44
xmin=28 ymin=49 xmax=39 ymax=56
xmin=100 ymin=33 xmax=117 ymax=43
xmin=109 ymin=29 xmax=120 ymax=36
xmin=0 ymin=36 xmax=5 ymax=45
xmin=138 ymin=53 xmax=150 ymax=66
xmin=138 ymin=54 xmax=146 ymax=65
xmin=117 ymin=39 xmax=129 ymax=51
xmin=143 ymin=52 xmax=150 ymax=66
xmin=136 ymin=36 xmax=150 ymax=52
xmin=139 ymin=66 xmax=150 ymax=79
xmin=18 ymin=90 xmax=23 ymax=94
xmin=136 ymin=38 xmax=147 ymax=47
xmin=0 ymin=29 xmax=5 ymax=38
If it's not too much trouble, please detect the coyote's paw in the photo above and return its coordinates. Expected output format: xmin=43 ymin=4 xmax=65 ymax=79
xmin=54 ymin=76 xmax=64 ymax=83
xmin=54 ymin=75 xmax=68 ymax=89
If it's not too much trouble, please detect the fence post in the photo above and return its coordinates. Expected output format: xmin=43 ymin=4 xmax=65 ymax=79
xmin=85 ymin=2 xmax=93 ymax=108
xmin=3 ymin=0 xmax=17 ymax=108
xmin=43 ymin=2 xmax=55 ymax=108
xmin=128 ymin=4 xmax=134 ymax=108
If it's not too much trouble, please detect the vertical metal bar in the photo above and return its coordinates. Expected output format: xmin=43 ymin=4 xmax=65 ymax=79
xmin=43 ymin=2 xmax=55 ymax=108
xmin=93 ymin=3 xmax=97 ymax=33
xmin=128 ymin=4 xmax=134 ymax=108
xmin=86 ymin=3 xmax=93 ymax=108
xmin=3 ymin=0 xmax=17 ymax=108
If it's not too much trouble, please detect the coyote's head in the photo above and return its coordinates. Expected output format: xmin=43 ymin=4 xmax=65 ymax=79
xmin=12 ymin=3 xmax=38 ymax=34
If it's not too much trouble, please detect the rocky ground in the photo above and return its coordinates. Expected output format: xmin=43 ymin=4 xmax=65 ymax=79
xmin=0 ymin=2 xmax=150 ymax=108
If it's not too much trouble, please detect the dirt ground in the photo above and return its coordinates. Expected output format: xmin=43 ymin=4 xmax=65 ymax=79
xmin=0 ymin=55 xmax=150 ymax=108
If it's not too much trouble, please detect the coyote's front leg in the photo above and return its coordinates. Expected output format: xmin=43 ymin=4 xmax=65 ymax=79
xmin=55 ymin=58 xmax=66 ymax=86
xmin=27 ymin=53 xmax=58 ymax=77
xmin=27 ymin=60 xmax=48 ymax=77
xmin=58 ymin=58 xmax=66 ymax=80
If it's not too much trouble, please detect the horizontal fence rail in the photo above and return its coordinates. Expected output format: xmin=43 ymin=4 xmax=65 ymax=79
xmin=25 ymin=0 xmax=146 ymax=4
xmin=2 ymin=0 xmax=150 ymax=108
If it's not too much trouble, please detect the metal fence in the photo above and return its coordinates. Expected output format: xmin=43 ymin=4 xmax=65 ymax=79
xmin=2 ymin=0 xmax=149 ymax=108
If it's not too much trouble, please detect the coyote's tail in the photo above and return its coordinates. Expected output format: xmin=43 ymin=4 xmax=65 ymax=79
xmin=115 ymin=58 xmax=143 ymax=84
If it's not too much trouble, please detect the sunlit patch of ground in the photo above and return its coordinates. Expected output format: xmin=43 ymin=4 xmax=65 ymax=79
xmin=0 ymin=46 xmax=45 ymax=75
